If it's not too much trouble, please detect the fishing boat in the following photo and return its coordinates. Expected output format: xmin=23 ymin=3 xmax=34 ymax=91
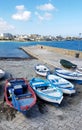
xmin=30 ymin=78 xmax=63 ymax=104
xmin=47 ymin=74 xmax=76 ymax=94
xmin=0 ymin=69 xmax=5 ymax=78
xmin=60 ymin=59 xmax=77 ymax=69
xmin=4 ymin=78 xmax=37 ymax=112
xmin=34 ymin=64 xmax=50 ymax=77
xmin=76 ymin=67 xmax=82 ymax=73
xmin=55 ymin=68 xmax=82 ymax=81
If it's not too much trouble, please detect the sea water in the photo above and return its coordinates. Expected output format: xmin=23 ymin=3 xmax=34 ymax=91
xmin=0 ymin=40 xmax=82 ymax=58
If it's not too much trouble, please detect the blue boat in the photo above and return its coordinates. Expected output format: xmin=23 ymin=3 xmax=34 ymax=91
xmin=30 ymin=78 xmax=63 ymax=104
xmin=4 ymin=78 xmax=37 ymax=112
xmin=47 ymin=74 xmax=76 ymax=95
xmin=55 ymin=68 xmax=82 ymax=81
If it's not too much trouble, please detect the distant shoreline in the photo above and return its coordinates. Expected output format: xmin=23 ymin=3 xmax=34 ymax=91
xmin=0 ymin=39 xmax=82 ymax=43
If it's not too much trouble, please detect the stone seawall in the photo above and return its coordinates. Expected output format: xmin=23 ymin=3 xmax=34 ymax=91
xmin=38 ymin=45 xmax=82 ymax=58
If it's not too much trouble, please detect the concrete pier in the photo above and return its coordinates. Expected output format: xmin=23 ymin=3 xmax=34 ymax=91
xmin=21 ymin=45 xmax=82 ymax=68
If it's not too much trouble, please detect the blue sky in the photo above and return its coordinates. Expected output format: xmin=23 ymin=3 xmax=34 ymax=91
xmin=0 ymin=0 xmax=82 ymax=36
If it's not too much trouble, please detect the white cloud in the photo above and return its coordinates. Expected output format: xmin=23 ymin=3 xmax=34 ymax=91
xmin=37 ymin=3 xmax=55 ymax=11
xmin=16 ymin=5 xmax=25 ymax=10
xmin=35 ymin=12 xmax=44 ymax=21
xmin=44 ymin=12 xmax=52 ymax=20
xmin=12 ymin=5 xmax=31 ymax=21
xmin=35 ymin=12 xmax=52 ymax=21
xmin=0 ymin=18 xmax=15 ymax=32
xmin=35 ymin=3 xmax=57 ymax=22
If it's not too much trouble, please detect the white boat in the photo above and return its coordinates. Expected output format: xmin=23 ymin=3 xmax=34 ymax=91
xmin=76 ymin=67 xmax=82 ymax=73
xmin=55 ymin=68 xmax=82 ymax=81
xmin=47 ymin=74 xmax=76 ymax=94
xmin=30 ymin=78 xmax=63 ymax=104
xmin=34 ymin=64 xmax=50 ymax=77
xmin=0 ymin=69 xmax=5 ymax=78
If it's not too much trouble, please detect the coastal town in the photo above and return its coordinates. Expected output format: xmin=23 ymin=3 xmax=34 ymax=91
xmin=0 ymin=33 xmax=82 ymax=42
xmin=0 ymin=0 xmax=82 ymax=129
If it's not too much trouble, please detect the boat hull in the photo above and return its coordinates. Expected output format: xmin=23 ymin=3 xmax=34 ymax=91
xmin=4 ymin=78 xmax=37 ymax=112
xmin=30 ymin=78 xmax=63 ymax=104
xmin=47 ymin=74 xmax=76 ymax=94
xmin=60 ymin=59 xmax=77 ymax=69
xmin=0 ymin=69 xmax=5 ymax=78
xmin=36 ymin=92 xmax=63 ymax=104
xmin=55 ymin=68 xmax=82 ymax=81
xmin=35 ymin=64 xmax=50 ymax=77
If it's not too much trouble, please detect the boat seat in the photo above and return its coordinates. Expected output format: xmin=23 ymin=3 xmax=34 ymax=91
xmin=14 ymin=85 xmax=23 ymax=95
xmin=42 ymin=87 xmax=55 ymax=92
xmin=36 ymin=85 xmax=48 ymax=90
xmin=37 ymin=86 xmax=48 ymax=91
xmin=17 ymin=93 xmax=32 ymax=99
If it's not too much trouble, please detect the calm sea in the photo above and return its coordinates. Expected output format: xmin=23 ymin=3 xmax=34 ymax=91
xmin=0 ymin=40 xmax=82 ymax=58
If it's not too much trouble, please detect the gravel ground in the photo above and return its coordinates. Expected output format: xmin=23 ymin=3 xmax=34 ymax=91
xmin=0 ymin=59 xmax=82 ymax=130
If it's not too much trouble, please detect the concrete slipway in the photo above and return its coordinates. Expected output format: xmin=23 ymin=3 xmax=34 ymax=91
xmin=21 ymin=45 xmax=82 ymax=68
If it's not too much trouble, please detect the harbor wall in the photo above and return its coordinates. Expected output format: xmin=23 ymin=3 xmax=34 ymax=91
xmin=38 ymin=45 xmax=82 ymax=58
